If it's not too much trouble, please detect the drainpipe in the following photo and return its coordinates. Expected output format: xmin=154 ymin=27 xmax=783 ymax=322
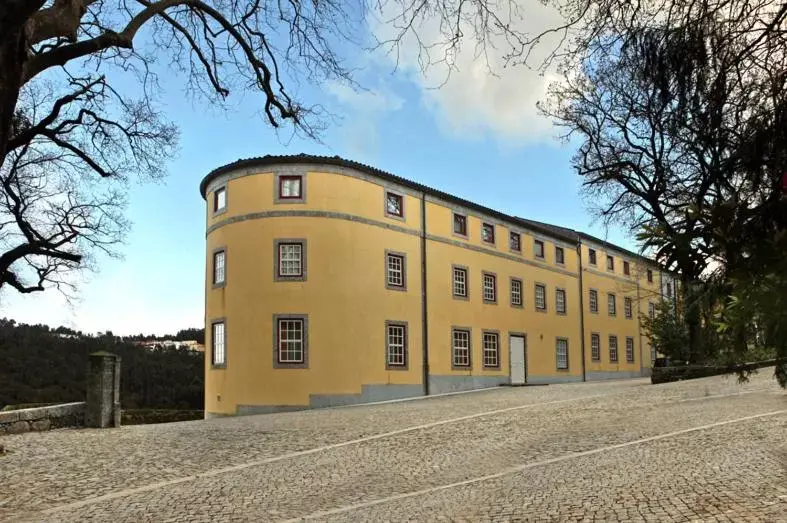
xmin=636 ymin=277 xmax=644 ymax=376
xmin=420 ymin=192 xmax=430 ymax=396
xmin=577 ymin=240 xmax=587 ymax=382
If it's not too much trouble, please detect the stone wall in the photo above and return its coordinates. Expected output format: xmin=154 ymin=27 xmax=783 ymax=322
xmin=0 ymin=402 xmax=85 ymax=435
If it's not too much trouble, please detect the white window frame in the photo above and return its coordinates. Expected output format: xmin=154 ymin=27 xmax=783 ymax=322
xmin=386 ymin=252 xmax=406 ymax=290
xmin=214 ymin=187 xmax=226 ymax=213
xmin=483 ymin=272 xmax=497 ymax=303
xmin=555 ymin=246 xmax=565 ymax=265
xmin=277 ymin=318 xmax=305 ymax=364
xmin=385 ymin=191 xmax=404 ymax=218
xmin=386 ymin=322 xmax=407 ymax=368
xmin=482 ymin=332 xmax=500 ymax=368
xmin=591 ymin=333 xmax=600 ymax=361
xmin=453 ymin=213 xmax=467 ymax=236
xmin=534 ymin=239 xmax=545 ymax=259
xmin=535 ymin=283 xmax=547 ymax=311
xmin=278 ymin=242 xmax=303 ymax=277
xmin=481 ymin=223 xmax=495 ymax=244
xmin=452 ymin=329 xmax=471 ymax=368
xmin=624 ymin=297 xmax=633 ymax=319
xmin=609 ymin=335 xmax=619 ymax=362
xmin=556 ymin=288 xmax=566 ymax=314
xmin=510 ymin=278 xmax=522 ymax=307
xmin=509 ymin=231 xmax=521 ymax=252
xmin=213 ymin=249 xmax=226 ymax=286
xmin=589 ymin=289 xmax=598 ymax=313
xmin=556 ymin=338 xmax=569 ymax=370
xmin=211 ymin=321 xmax=226 ymax=367
xmin=279 ymin=176 xmax=302 ymax=199
xmin=608 ymin=293 xmax=617 ymax=316
xmin=626 ymin=337 xmax=635 ymax=363
xmin=453 ymin=266 xmax=468 ymax=298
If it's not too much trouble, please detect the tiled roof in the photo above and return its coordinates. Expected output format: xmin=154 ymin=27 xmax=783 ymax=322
xmin=199 ymin=154 xmax=659 ymax=266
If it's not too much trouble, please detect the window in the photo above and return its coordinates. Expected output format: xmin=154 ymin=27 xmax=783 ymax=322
xmin=483 ymin=272 xmax=497 ymax=303
xmin=211 ymin=321 xmax=226 ymax=367
xmin=386 ymin=252 xmax=406 ymax=290
xmin=385 ymin=191 xmax=404 ymax=218
xmin=589 ymin=248 xmax=597 ymax=265
xmin=510 ymin=231 xmax=521 ymax=252
xmin=589 ymin=289 xmax=598 ymax=313
xmin=609 ymin=335 xmax=618 ymax=362
xmin=624 ymin=297 xmax=633 ymax=319
xmin=213 ymin=250 xmax=226 ymax=286
xmin=483 ymin=332 xmax=500 ymax=368
xmin=452 ymin=329 xmax=471 ymax=368
xmin=556 ymin=338 xmax=569 ymax=370
xmin=647 ymin=269 xmax=654 ymax=283
xmin=482 ymin=223 xmax=495 ymax=244
xmin=591 ymin=333 xmax=600 ymax=361
xmin=535 ymin=283 xmax=547 ymax=311
xmin=510 ymin=278 xmax=523 ymax=307
xmin=608 ymin=293 xmax=617 ymax=316
xmin=386 ymin=322 xmax=407 ymax=369
xmin=534 ymin=239 xmax=545 ymax=259
xmin=626 ymin=337 xmax=635 ymax=363
xmin=649 ymin=302 xmax=656 ymax=319
xmin=607 ymin=255 xmax=615 ymax=271
xmin=453 ymin=266 xmax=468 ymax=298
xmin=277 ymin=317 xmax=305 ymax=364
xmin=555 ymin=246 xmax=565 ymax=265
xmin=278 ymin=176 xmax=302 ymax=200
xmin=277 ymin=242 xmax=303 ymax=278
xmin=453 ymin=213 xmax=467 ymax=236
xmin=623 ymin=261 xmax=630 ymax=276
xmin=556 ymin=288 xmax=566 ymax=314
xmin=666 ymin=282 xmax=672 ymax=297
xmin=213 ymin=187 xmax=226 ymax=213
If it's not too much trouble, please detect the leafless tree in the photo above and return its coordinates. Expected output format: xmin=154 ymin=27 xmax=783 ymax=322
xmin=0 ymin=0 xmax=573 ymax=296
xmin=540 ymin=0 xmax=787 ymax=358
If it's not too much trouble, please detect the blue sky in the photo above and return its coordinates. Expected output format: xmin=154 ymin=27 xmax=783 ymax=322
xmin=3 ymin=11 xmax=634 ymax=336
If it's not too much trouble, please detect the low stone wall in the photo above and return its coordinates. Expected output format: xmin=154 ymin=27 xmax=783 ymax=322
xmin=0 ymin=402 xmax=85 ymax=435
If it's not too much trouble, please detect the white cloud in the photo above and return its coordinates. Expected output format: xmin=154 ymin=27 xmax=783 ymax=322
xmin=325 ymin=80 xmax=404 ymax=156
xmin=368 ymin=1 xmax=566 ymax=143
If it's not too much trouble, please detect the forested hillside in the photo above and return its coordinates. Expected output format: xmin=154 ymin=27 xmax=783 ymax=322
xmin=0 ymin=319 xmax=203 ymax=410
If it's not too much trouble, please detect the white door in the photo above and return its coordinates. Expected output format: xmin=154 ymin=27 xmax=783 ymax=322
xmin=509 ymin=335 xmax=526 ymax=385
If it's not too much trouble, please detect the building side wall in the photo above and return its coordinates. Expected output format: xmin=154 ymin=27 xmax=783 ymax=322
xmin=204 ymin=162 xmax=662 ymax=416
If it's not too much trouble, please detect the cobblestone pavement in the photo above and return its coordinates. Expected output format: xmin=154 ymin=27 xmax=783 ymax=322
xmin=1 ymin=371 xmax=785 ymax=522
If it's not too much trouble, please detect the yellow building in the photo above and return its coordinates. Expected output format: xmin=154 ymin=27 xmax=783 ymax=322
xmin=200 ymin=155 xmax=671 ymax=417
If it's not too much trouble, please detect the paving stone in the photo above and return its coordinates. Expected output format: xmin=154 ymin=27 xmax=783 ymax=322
xmin=0 ymin=371 xmax=785 ymax=522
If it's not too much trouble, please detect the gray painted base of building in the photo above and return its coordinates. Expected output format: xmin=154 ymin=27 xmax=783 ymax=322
xmin=526 ymin=374 xmax=584 ymax=385
xmin=428 ymin=375 xmax=509 ymax=394
xmin=221 ymin=384 xmax=425 ymax=417
xmin=586 ymin=370 xmax=647 ymax=381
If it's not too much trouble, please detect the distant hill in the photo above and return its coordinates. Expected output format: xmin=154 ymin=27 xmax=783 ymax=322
xmin=0 ymin=319 xmax=203 ymax=410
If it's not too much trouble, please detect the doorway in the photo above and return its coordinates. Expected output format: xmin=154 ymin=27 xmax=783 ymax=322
xmin=509 ymin=334 xmax=527 ymax=385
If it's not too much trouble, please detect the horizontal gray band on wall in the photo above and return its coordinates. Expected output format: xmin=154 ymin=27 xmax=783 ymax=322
xmin=582 ymin=266 xmax=651 ymax=289
xmin=208 ymin=210 xmax=579 ymax=279
xmin=203 ymin=162 xmax=573 ymax=245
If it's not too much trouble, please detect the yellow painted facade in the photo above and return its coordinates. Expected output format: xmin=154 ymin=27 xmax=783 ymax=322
xmin=201 ymin=156 xmax=669 ymax=417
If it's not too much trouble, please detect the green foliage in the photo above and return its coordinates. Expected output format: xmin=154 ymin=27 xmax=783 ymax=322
xmin=714 ymin=268 xmax=787 ymax=387
xmin=0 ymin=319 xmax=204 ymax=410
xmin=651 ymin=359 xmax=785 ymax=385
xmin=641 ymin=299 xmax=689 ymax=361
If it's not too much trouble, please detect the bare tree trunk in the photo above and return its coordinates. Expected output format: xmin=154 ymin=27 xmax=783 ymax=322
xmin=0 ymin=14 xmax=27 ymax=168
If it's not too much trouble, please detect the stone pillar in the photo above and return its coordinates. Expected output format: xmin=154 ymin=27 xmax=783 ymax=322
xmin=86 ymin=352 xmax=122 ymax=428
